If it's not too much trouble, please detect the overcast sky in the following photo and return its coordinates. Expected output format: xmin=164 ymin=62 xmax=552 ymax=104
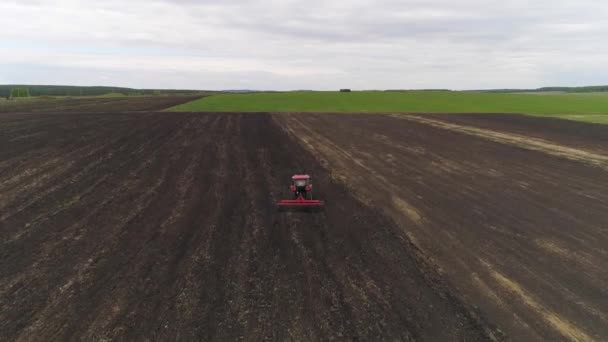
xmin=1 ymin=0 xmax=607 ymax=90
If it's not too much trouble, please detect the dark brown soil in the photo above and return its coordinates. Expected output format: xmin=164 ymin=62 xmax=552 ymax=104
xmin=426 ymin=113 xmax=608 ymax=154
xmin=276 ymin=113 xmax=608 ymax=341
xmin=0 ymin=96 xmax=201 ymax=113
xmin=0 ymin=112 xmax=490 ymax=341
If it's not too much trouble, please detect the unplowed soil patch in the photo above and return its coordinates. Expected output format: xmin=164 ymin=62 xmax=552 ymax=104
xmin=276 ymin=113 xmax=608 ymax=341
xmin=0 ymin=112 xmax=490 ymax=341
xmin=426 ymin=113 xmax=608 ymax=155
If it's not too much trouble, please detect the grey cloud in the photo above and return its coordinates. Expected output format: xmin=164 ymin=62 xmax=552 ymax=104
xmin=1 ymin=0 xmax=607 ymax=89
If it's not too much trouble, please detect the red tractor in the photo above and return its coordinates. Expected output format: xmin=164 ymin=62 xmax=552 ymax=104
xmin=277 ymin=174 xmax=324 ymax=208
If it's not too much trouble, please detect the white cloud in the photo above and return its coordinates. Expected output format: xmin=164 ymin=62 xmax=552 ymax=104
xmin=1 ymin=0 xmax=607 ymax=89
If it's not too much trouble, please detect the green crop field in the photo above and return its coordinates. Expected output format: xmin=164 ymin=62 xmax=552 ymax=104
xmin=170 ymin=91 xmax=608 ymax=124
xmin=97 ymin=92 xmax=129 ymax=97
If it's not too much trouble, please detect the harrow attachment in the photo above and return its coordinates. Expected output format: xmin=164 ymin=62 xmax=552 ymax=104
xmin=277 ymin=197 xmax=325 ymax=208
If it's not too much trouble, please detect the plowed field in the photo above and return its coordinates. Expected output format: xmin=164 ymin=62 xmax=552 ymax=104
xmin=276 ymin=113 xmax=608 ymax=341
xmin=0 ymin=112 xmax=490 ymax=341
xmin=3 ymin=108 xmax=607 ymax=341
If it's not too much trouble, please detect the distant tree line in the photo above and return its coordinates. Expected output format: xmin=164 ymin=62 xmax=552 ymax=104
xmin=556 ymin=86 xmax=608 ymax=93
xmin=473 ymin=86 xmax=608 ymax=93
xmin=0 ymin=85 xmax=210 ymax=98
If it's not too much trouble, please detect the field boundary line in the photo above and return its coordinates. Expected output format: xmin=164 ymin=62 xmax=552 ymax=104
xmin=394 ymin=114 xmax=608 ymax=171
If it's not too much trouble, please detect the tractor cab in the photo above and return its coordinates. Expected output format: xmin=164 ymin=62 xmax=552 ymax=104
xmin=290 ymin=175 xmax=312 ymax=194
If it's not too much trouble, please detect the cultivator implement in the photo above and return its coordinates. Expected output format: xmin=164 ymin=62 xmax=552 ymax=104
xmin=277 ymin=197 xmax=325 ymax=207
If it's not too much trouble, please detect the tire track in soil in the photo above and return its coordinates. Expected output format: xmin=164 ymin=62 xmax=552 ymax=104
xmin=0 ymin=112 xmax=491 ymax=341
xmin=0 ymin=114 xmax=164 ymax=220
xmin=75 ymin=116 xmax=220 ymax=340
xmin=0 ymin=114 xmax=174 ymax=258
xmin=0 ymin=114 xmax=133 ymax=182
xmin=1 ymin=115 xmax=195 ymax=339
